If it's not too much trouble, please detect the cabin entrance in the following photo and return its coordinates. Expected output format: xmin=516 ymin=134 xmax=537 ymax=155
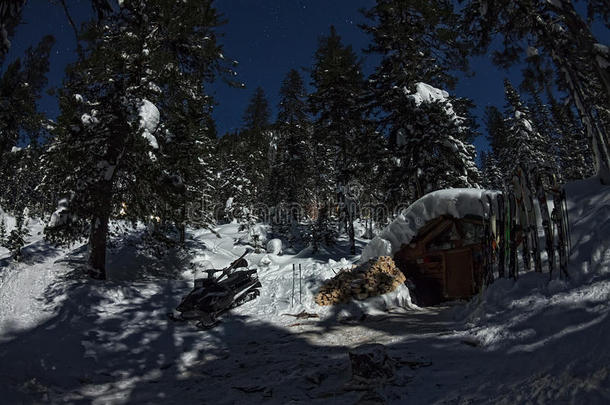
xmin=393 ymin=215 xmax=484 ymax=306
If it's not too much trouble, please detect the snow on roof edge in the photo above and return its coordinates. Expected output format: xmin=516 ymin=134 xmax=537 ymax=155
xmin=361 ymin=188 xmax=500 ymax=262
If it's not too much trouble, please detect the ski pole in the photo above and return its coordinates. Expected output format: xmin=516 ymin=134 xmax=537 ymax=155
xmin=292 ymin=263 xmax=295 ymax=308
xmin=299 ymin=264 xmax=302 ymax=304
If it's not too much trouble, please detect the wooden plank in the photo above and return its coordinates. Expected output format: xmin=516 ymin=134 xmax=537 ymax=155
xmin=420 ymin=219 xmax=454 ymax=248
xmin=444 ymin=249 xmax=475 ymax=298
xmin=441 ymin=251 xmax=447 ymax=297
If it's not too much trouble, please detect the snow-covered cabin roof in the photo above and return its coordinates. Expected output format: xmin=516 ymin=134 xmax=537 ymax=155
xmin=361 ymin=188 xmax=499 ymax=262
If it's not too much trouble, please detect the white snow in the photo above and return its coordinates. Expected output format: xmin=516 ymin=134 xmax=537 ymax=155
xmin=407 ymin=82 xmax=450 ymax=106
xmin=147 ymin=81 xmax=161 ymax=93
xmin=362 ymin=188 xmax=499 ymax=261
xmin=138 ymin=99 xmax=160 ymax=149
xmin=47 ymin=198 xmax=70 ymax=228
xmin=1 ymin=177 xmax=609 ymax=403
xmin=80 ymin=113 xmax=99 ymax=126
xmin=594 ymin=43 xmax=609 ymax=54
xmin=527 ymin=46 xmax=539 ymax=57
xmin=265 ymin=238 xmax=282 ymax=255
xmin=225 ymin=197 xmax=234 ymax=210
xmin=406 ymin=82 xmax=462 ymax=124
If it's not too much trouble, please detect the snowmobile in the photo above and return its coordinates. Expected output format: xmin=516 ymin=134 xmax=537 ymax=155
xmin=168 ymin=249 xmax=262 ymax=329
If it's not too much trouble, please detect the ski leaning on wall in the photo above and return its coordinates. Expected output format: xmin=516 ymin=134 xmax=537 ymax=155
xmin=481 ymin=168 xmax=572 ymax=283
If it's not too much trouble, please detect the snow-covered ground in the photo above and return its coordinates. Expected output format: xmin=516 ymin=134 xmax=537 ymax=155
xmin=1 ymin=178 xmax=609 ymax=404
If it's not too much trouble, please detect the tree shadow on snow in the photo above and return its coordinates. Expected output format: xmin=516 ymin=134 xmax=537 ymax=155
xmin=0 ymin=239 xmax=63 ymax=269
xmin=1 ymin=274 xmax=608 ymax=404
xmin=0 ymin=274 xmax=365 ymax=404
xmin=1 ymin=229 xmax=608 ymax=404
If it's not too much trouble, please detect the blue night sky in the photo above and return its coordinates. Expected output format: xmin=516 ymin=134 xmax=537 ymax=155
xmin=5 ymin=0 xmax=588 ymax=155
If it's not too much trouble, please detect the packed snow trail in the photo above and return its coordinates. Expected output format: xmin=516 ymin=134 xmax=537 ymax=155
xmin=0 ymin=250 xmax=61 ymax=342
xmin=0 ymin=216 xmax=64 ymax=341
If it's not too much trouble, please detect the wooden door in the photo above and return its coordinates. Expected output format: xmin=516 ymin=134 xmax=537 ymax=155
xmin=444 ymin=248 xmax=474 ymax=298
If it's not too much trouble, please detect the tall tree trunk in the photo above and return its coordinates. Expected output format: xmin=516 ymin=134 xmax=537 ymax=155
xmin=536 ymin=5 xmax=610 ymax=183
xmin=87 ymin=104 xmax=129 ymax=280
xmin=88 ymin=189 xmax=112 ymax=280
xmin=554 ymin=0 xmax=610 ymax=99
xmin=347 ymin=208 xmax=355 ymax=255
xmin=178 ymin=198 xmax=186 ymax=245
xmin=553 ymin=50 xmax=610 ymax=183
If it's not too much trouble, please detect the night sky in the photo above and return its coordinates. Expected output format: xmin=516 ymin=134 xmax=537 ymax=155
xmin=5 ymin=0 xmax=542 ymax=154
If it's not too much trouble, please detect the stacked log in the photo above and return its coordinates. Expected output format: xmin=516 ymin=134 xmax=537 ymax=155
xmin=315 ymin=256 xmax=406 ymax=306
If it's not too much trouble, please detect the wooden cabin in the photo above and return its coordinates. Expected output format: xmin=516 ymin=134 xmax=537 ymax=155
xmin=393 ymin=215 xmax=485 ymax=306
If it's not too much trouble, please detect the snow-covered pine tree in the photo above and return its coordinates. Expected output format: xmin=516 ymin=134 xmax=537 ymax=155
xmin=216 ymin=86 xmax=273 ymax=234
xmin=243 ymin=86 xmax=271 ymax=134
xmin=0 ymin=34 xmax=54 ymax=156
xmin=269 ymin=69 xmax=315 ymax=245
xmin=527 ymin=91 xmax=560 ymax=171
xmin=500 ymin=79 xmax=553 ymax=182
xmin=309 ymin=200 xmax=339 ymax=253
xmin=0 ymin=146 xmax=49 ymax=219
xmin=484 ymin=106 xmax=508 ymax=157
xmin=221 ymin=86 xmax=273 ymax=208
xmin=353 ymin=127 xmax=390 ymax=239
xmin=0 ymin=0 xmax=26 ymax=59
xmin=549 ymin=96 xmax=594 ymax=181
xmin=0 ymin=35 xmax=54 ymax=216
xmin=5 ymin=208 xmax=29 ymax=260
xmin=460 ymin=0 xmax=610 ymax=183
xmin=393 ymin=82 xmax=480 ymax=199
xmin=360 ymin=0 xmax=474 ymax=208
xmin=480 ymin=150 xmax=503 ymax=190
xmin=183 ymin=128 xmax=221 ymax=236
xmin=215 ymin=146 xmax=256 ymax=225
xmin=151 ymin=55 xmax=226 ymax=243
xmin=309 ymin=25 xmax=372 ymax=254
xmin=43 ymin=0 xmax=229 ymax=279
xmin=361 ymin=0 xmax=469 ymax=144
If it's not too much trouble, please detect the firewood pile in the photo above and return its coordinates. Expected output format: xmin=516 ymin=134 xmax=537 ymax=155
xmin=315 ymin=256 xmax=406 ymax=306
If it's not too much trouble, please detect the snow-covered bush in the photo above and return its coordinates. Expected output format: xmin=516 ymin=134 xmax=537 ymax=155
xmin=4 ymin=209 xmax=29 ymax=260
xmin=266 ymin=238 xmax=282 ymax=255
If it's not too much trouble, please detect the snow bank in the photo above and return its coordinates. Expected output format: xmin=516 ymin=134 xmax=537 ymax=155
xmin=185 ymin=225 xmax=415 ymax=322
xmin=362 ymin=188 xmax=498 ymax=262
xmin=563 ymin=177 xmax=610 ymax=282
xmin=0 ymin=207 xmax=13 ymax=258
xmin=454 ymin=270 xmax=610 ymax=352
xmin=453 ymin=177 xmax=610 ymax=352
xmin=237 ymin=254 xmax=414 ymax=323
